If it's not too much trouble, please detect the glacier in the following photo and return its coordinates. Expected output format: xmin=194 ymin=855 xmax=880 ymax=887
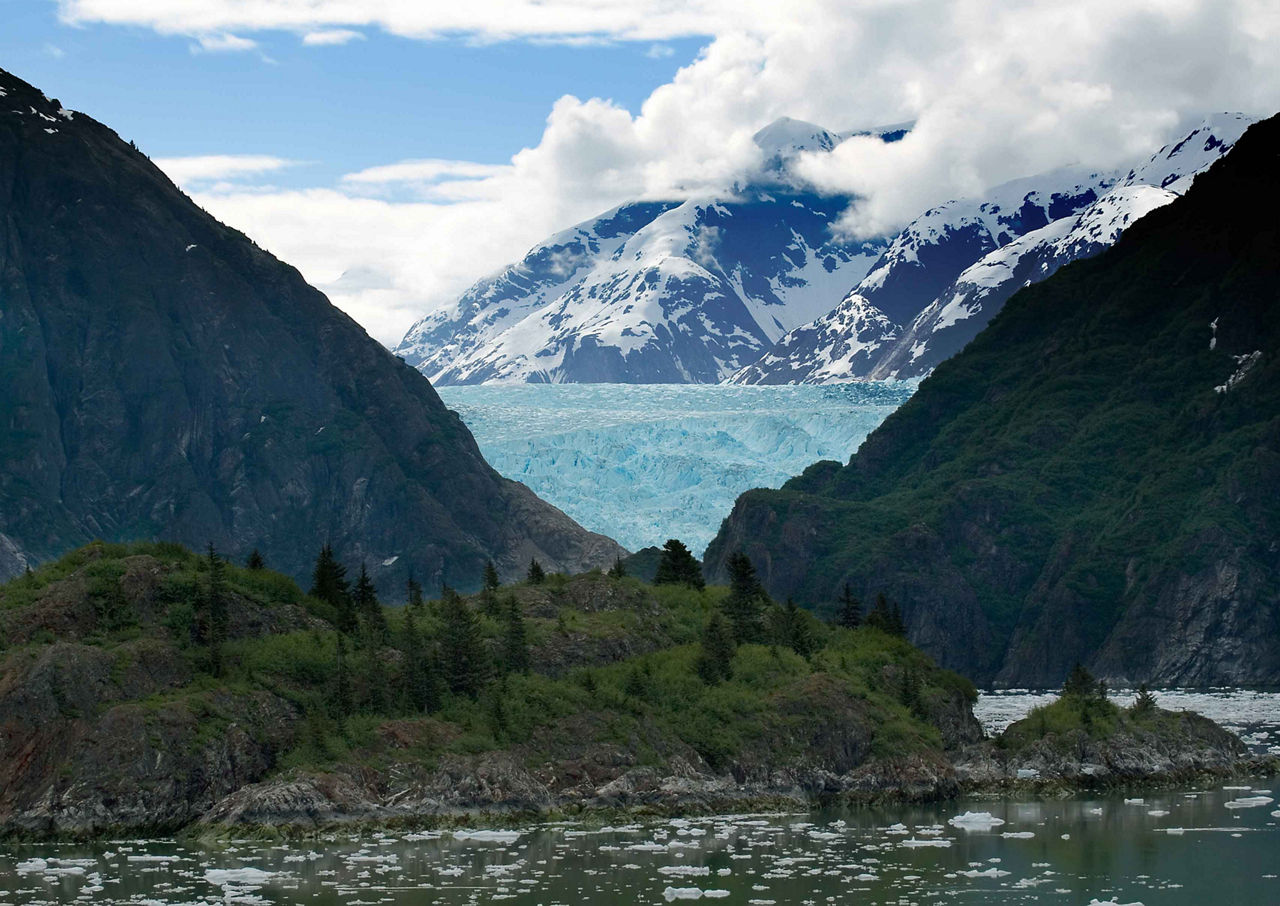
xmin=437 ymin=383 xmax=916 ymax=554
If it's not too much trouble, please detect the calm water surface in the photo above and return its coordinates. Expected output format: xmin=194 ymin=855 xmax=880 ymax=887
xmin=3 ymin=691 xmax=1276 ymax=905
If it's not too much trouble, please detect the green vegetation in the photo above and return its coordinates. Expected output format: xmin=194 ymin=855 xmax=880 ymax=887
xmin=0 ymin=540 xmax=977 ymax=783
xmin=705 ymin=115 xmax=1280 ymax=685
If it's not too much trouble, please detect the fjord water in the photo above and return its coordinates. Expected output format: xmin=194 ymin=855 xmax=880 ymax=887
xmin=5 ymin=691 xmax=1276 ymax=905
xmin=436 ymin=383 xmax=916 ymax=553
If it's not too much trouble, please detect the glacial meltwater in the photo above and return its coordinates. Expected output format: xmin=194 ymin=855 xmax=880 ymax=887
xmin=436 ymin=383 xmax=916 ymax=553
xmin=4 ymin=692 xmax=1276 ymax=905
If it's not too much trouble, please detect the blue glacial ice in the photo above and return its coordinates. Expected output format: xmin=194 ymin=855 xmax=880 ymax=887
xmin=436 ymin=382 xmax=916 ymax=555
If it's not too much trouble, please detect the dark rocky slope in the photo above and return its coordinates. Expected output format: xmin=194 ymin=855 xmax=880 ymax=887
xmin=0 ymin=68 xmax=620 ymax=589
xmin=706 ymin=114 xmax=1280 ymax=687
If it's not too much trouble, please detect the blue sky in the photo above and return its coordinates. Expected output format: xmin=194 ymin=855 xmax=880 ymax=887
xmin=5 ymin=2 xmax=1277 ymax=346
xmin=1 ymin=1 xmax=706 ymax=187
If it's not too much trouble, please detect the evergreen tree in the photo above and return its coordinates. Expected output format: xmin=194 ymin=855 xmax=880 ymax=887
xmin=900 ymin=667 xmax=925 ymax=717
xmin=865 ymin=593 xmax=904 ymax=636
xmin=332 ymin=634 xmax=354 ymax=718
xmin=696 ymin=612 xmax=736 ymax=684
xmin=1132 ymin=683 xmax=1158 ymax=715
xmin=501 ymin=595 xmax=530 ymax=674
xmin=773 ymin=598 xmax=818 ymax=658
xmin=405 ymin=571 xmax=424 ymax=609
xmin=246 ymin=548 xmax=265 ymax=570
xmin=653 ymin=539 xmax=705 ymax=590
xmin=204 ymin=543 xmax=229 ymax=676
xmin=487 ymin=678 xmax=509 ymax=741
xmin=623 ymin=665 xmax=648 ymax=700
xmin=722 ymin=549 xmax=767 ymax=643
xmin=479 ymin=562 xmax=501 ymax=617
xmin=310 ymin=544 xmax=356 ymax=633
xmin=1062 ymin=663 xmax=1104 ymax=700
xmin=608 ymin=556 xmax=627 ymax=579
xmin=440 ymin=587 xmax=488 ymax=696
xmin=527 ymin=558 xmax=546 ymax=585
xmin=836 ymin=583 xmax=862 ymax=629
xmin=353 ymin=563 xmax=388 ymax=644
xmin=483 ymin=560 xmax=500 ymax=592
xmin=401 ymin=608 xmax=440 ymax=713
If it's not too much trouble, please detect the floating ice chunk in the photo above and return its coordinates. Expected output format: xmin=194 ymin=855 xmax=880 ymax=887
xmin=453 ymin=830 xmax=522 ymax=842
xmin=901 ymin=837 xmax=952 ymax=848
xmin=664 ymin=888 xmax=725 ymax=900
xmin=1224 ymin=796 xmax=1273 ymax=809
xmin=1147 ymin=810 xmax=1170 ymax=817
xmin=884 ymin=823 xmax=909 ymax=835
xmin=960 ymin=867 xmax=1011 ymax=878
xmin=948 ymin=811 xmax=1006 ymax=830
xmin=1124 ymin=798 xmax=1145 ymax=805
xmin=1086 ymin=900 xmax=1145 ymax=906
xmin=659 ymin=866 xmax=710 ymax=877
xmin=1001 ymin=831 xmax=1035 ymax=839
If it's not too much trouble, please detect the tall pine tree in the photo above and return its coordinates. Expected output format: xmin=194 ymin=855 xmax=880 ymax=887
xmin=773 ymin=598 xmax=817 ymax=658
xmin=353 ymin=563 xmax=388 ymax=644
xmin=722 ymin=549 xmax=767 ymax=643
xmin=440 ymin=587 xmax=488 ymax=696
xmin=204 ymin=543 xmax=229 ymax=676
xmin=527 ymin=558 xmax=546 ymax=585
xmin=332 ymin=634 xmax=354 ymax=718
xmin=400 ymin=608 xmax=440 ymax=713
xmin=695 ymin=612 xmax=736 ymax=684
xmin=653 ymin=539 xmax=704 ymax=590
xmin=480 ymin=560 xmax=501 ymax=617
xmin=405 ymin=571 xmax=424 ymax=609
xmin=836 ymin=583 xmax=862 ymax=629
xmin=310 ymin=544 xmax=356 ymax=633
xmin=501 ymin=595 xmax=530 ymax=674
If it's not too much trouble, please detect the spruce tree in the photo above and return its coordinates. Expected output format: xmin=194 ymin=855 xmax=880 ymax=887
xmin=401 ymin=608 xmax=440 ymax=713
xmin=364 ymin=646 xmax=391 ymax=714
xmin=480 ymin=561 xmax=501 ymax=617
xmin=310 ymin=544 xmax=356 ymax=633
xmin=205 ymin=543 xmax=229 ymax=676
xmin=527 ymin=558 xmax=546 ymax=585
xmin=1132 ymin=683 xmax=1158 ymax=715
xmin=405 ymin=571 xmax=424 ymax=609
xmin=353 ymin=563 xmax=388 ymax=644
xmin=866 ymin=593 xmax=902 ymax=636
xmin=695 ymin=612 xmax=736 ymax=684
xmin=608 ymin=556 xmax=627 ymax=579
xmin=722 ymin=549 xmax=766 ymax=643
xmin=440 ymin=587 xmax=488 ymax=696
xmin=836 ymin=583 xmax=862 ymax=629
xmin=501 ymin=595 xmax=530 ymax=675
xmin=246 ymin=548 xmax=265 ymax=570
xmin=775 ymin=597 xmax=818 ymax=658
xmin=653 ymin=539 xmax=704 ymax=590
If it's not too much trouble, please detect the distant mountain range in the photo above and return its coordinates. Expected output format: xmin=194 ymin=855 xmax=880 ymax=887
xmin=393 ymin=120 xmax=905 ymax=384
xmin=735 ymin=113 xmax=1256 ymax=384
xmin=398 ymin=114 xmax=1254 ymax=387
xmin=707 ymin=113 xmax=1280 ymax=687
xmin=0 ymin=68 xmax=621 ymax=589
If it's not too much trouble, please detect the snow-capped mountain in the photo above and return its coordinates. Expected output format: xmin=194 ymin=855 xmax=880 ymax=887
xmin=734 ymin=113 xmax=1256 ymax=384
xmin=394 ymin=119 xmax=901 ymax=384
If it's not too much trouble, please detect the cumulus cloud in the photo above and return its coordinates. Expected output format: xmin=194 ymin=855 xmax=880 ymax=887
xmin=93 ymin=0 xmax=1280 ymax=346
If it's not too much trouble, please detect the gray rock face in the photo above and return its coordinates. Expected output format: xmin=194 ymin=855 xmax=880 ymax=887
xmin=0 ymin=68 xmax=622 ymax=591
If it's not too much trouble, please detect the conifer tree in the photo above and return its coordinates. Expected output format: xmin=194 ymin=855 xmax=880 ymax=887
xmin=774 ymin=597 xmax=818 ymax=658
xmin=440 ymin=587 xmax=488 ymax=696
xmin=608 ymin=556 xmax=627 ymax=579
xmin=1132 ymin=683 xmax=1158 ymax=715
xmin=204 ymin=543 xmax=229 ymax=676
xmin=501 ymin=595 xmax=530 ymax=674
xmin=353 ymin=563 xmax=388 ymax=644
xmin=890 ymin=601 xmax=906 ymax=637
xmin=480 ymin=561 xmax=501 ymax=617
xmin=401 ymin=608 xmax=440 ymax=713
xmin=866 ymin=593 xmax=904 ymax=636
xmin=332 ymin=634 xmax=354 ymax=718
xmin=654 ymin=539 xmax=704 ymax=590
xmin=695 ymin=612 xmax=736 ymax=684
xmin=405 ymin=571 xmax=424 ymax=609
xmin=836 ymin=583 xmax=862 ymax=629
xmin=623 ymin=665 xmax=648 ymax=699
xmin=527 ymin=558 xmax=546 ymax=585
xmin=722 ymin=549 xmax=767 ymax=643
xmin=310 ymin=544 xmax=356 ymax=633
xmin=246 ymin=548 xmax=265 ymax=570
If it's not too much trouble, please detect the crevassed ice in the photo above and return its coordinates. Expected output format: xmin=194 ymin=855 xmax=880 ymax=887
xmin=438 ymin=382 xmax=916 ymax=554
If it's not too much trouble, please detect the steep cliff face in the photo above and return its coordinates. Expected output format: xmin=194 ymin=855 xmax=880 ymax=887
xmin=706 ymin=115 xmax=1280 ymax=687
xmin=0 ymin=68 xmax=621 ymax=589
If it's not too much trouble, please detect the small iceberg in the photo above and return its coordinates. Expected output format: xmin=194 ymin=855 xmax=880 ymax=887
xmin=948 ymin=811 xmax=1006 ymax=830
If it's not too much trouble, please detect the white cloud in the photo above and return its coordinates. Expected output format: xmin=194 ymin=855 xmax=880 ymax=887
xmin=189 ymin=32 xmax=257 ymax=53
xmin=43 ymin=43 xmax=66 ymax=59
xmin=79 ymin=0 xmax=1280 ymax=348
xmin=155 ymin=154 xmax=297 ymax=184
xmin=302 ymin=29 xmax=364 ymax=46
xmin=646 ymin=43 xmax=675 ymax=59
